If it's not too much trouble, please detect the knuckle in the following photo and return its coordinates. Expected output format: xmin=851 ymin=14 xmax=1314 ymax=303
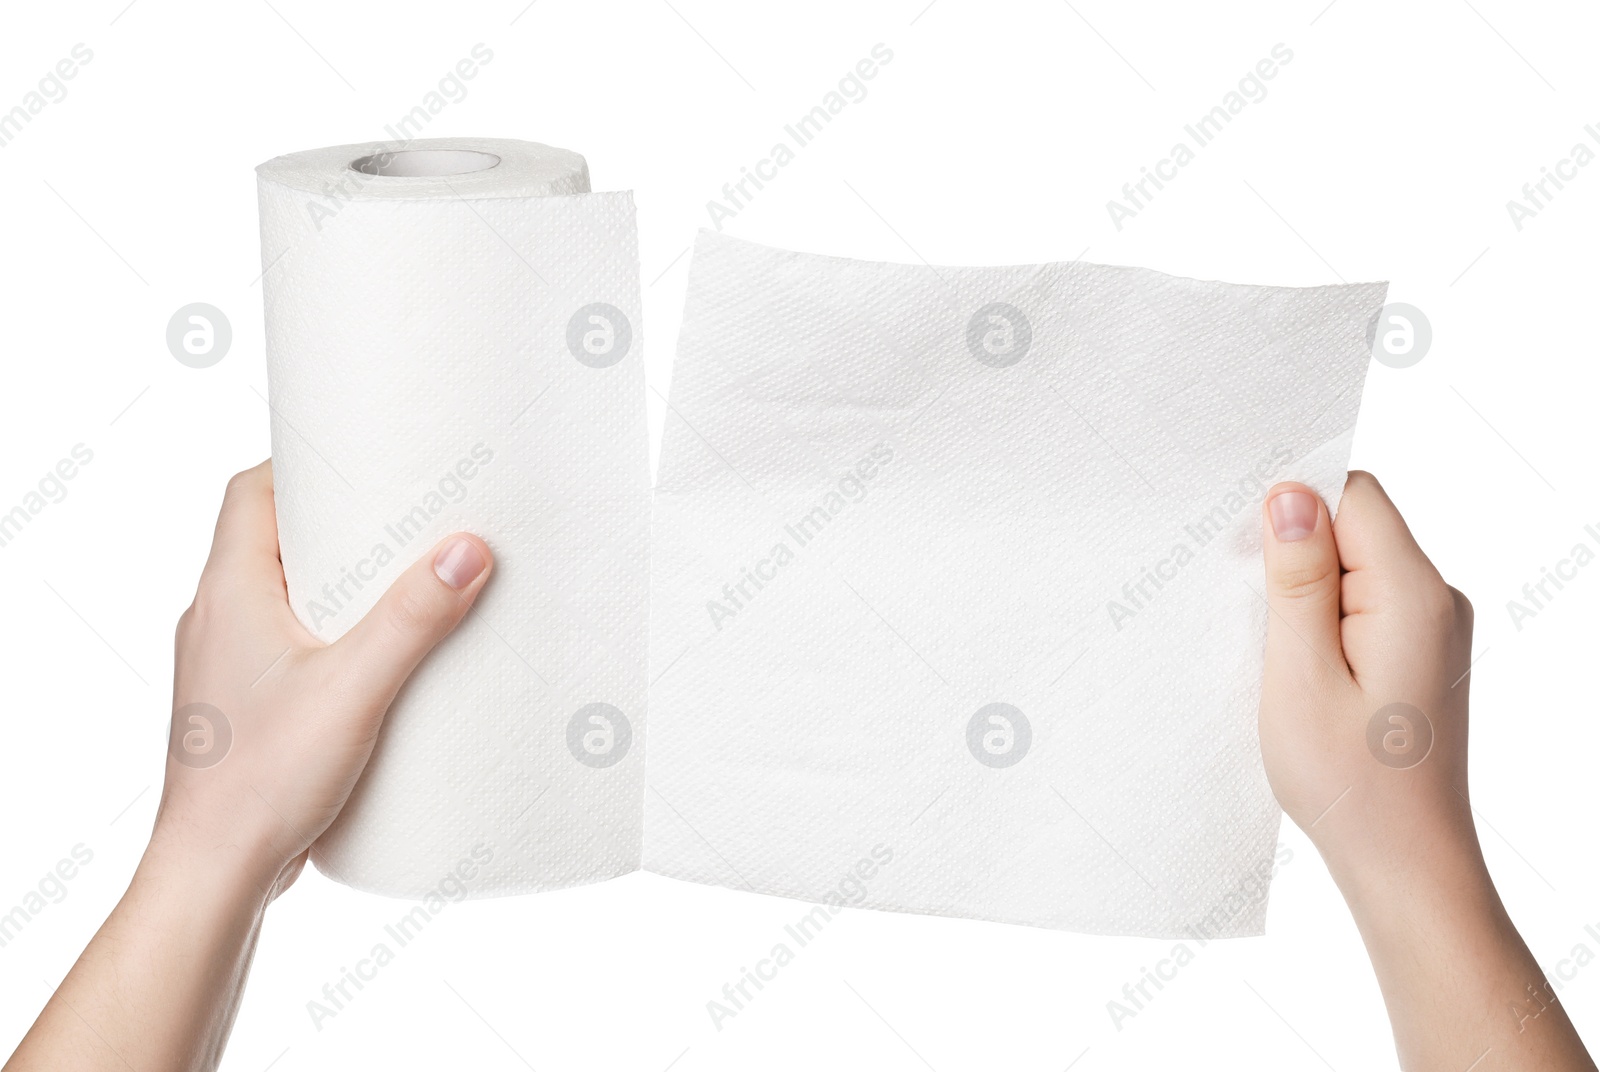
xmin=1400 ymin=576 xmax=1468 ymax=635
xmin=1418 ymin=580 xmax=1458 ymax=623
xmin=229 ymin=461 xmax=269 ymax=488
xmin=224 ymin=468 xmax=256 ymax=499
xmin=1271 ymin=561 xmax=1337 ymax=602
xmin=384 ymin=584 xmax=439 ymax=637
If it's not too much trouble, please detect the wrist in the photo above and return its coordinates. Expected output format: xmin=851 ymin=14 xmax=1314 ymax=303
xmin=143 ymin=812 xmax=295 ymax=908
xmin=1304 ymin=776 xmax=1484 ymax=892
xmin=1315 ymin=808 xmax=1500 ymax=939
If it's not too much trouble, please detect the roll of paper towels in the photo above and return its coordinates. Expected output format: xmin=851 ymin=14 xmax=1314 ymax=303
xmin=258 ymin=138 xmax=649 ymax=897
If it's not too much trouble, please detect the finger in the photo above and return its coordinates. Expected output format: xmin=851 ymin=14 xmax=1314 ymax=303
xmin=1329 ymin=471 xmax=1441 ymax=583
xmin=200 ymin=460 xmax=283 ymax=587
xmin=333 ymin=534 xmax=493 ymax=701
xmin=1261 ymin=482 xmax=1351 ymax=683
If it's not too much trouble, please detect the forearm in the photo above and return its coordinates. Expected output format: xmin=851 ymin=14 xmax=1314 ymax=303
xmin=1326 ymin=834 xmax=1594 ymax=1071
xmin=6 ymin=832 xmax=276 ymax=1072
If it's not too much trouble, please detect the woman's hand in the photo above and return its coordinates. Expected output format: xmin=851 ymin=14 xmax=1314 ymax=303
xmin=1257 ymin=470 xmax=1477 ymax=883
xmin=1258 ymin=471 xmax=1592 ymax=1071
xmin=155 ymin=459 xmax=494 ymax=895
xmin=6 ymin=461 xmax=493 ymax=1072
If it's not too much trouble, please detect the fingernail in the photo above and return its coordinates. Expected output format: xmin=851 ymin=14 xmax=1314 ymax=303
xmin=1268 ymin=490 xmax=1319 ymax=541
xmin=433 ymin=537 xmax=486 ymax=590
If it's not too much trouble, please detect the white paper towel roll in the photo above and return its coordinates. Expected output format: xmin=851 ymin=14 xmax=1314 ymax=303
xmin=258 ymin=138 xmax=649 ymax=898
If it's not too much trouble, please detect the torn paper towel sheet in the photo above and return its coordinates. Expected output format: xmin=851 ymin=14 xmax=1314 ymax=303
xmin=645 ymin=232 xmax=1385 ymax=937
xmin=259 ymin=139 xmax=649 ymax=897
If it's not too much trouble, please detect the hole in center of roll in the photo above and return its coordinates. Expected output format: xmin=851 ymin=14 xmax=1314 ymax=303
xmin=349 ymin=149 xmax=502 ymax=177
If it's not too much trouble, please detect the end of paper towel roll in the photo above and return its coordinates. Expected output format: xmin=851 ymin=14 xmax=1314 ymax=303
xmin=350 ymin=149 xmax=502 ymax=178
xmin=256 ymin=138 xmax=591 ymax=199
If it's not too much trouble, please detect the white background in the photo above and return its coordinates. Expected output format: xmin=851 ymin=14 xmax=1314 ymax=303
xmin=2 ymin=1 xmax=1597 ymax=1069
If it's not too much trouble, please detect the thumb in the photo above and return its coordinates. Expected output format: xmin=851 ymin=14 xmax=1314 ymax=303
xmin=335 ymin=534 xmax=493 ymax=700
xmin=1260 ymin=483 xmax=1350 ymax=683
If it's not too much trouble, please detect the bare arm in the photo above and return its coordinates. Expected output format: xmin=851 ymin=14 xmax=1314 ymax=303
xmin=1258 ymin=472 xmax=1592 ymax=1071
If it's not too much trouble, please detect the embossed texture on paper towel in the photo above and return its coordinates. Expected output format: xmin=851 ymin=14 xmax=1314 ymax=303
xmin=258 ymin=139 xmax=648 ymax=897
xmin=645 ymin=232 xmax=1385 ymax=937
